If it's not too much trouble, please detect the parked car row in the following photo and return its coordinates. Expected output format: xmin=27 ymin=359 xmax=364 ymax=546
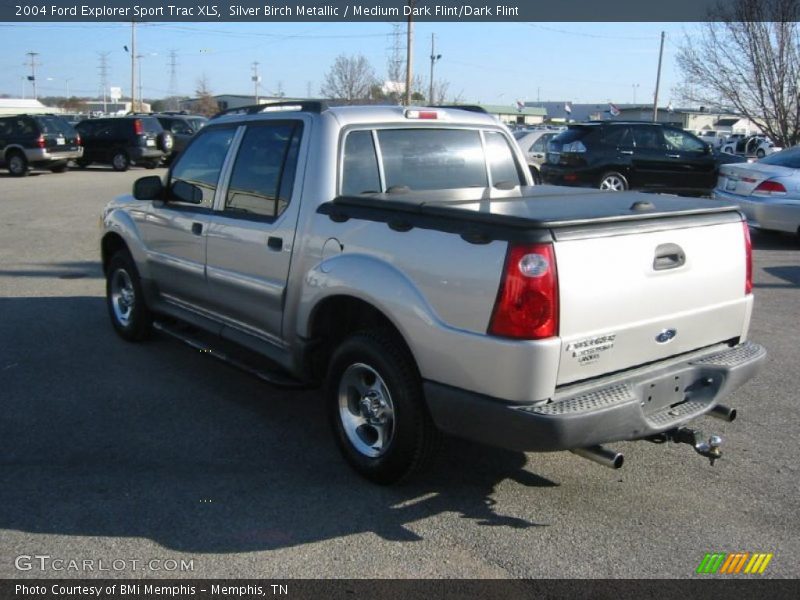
xmin=537 ymin=120 xmax=747 ymax=196
xmin=0 ymin=112 xmax=206 ymax=176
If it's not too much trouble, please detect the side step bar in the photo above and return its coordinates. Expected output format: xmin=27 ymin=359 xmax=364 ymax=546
xmin=153 ymin=321 xmax=307 ymax=389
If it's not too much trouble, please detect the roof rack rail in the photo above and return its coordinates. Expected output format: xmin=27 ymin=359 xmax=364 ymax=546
xmin=212 ymin=100 xmax=328 ymax=119
xmin=433 ymin=105 xmax=488 ymax=114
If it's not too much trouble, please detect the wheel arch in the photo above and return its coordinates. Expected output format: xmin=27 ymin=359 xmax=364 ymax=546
xmin=304 ymin=294 xmax=417 ymax=383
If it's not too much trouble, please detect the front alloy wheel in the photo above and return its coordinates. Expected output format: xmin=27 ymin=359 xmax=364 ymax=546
xmin=105 ymin=251 xmax=152 ymax=341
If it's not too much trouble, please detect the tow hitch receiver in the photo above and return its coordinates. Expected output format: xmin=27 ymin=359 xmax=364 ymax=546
xmin=659 ymin=427 xmax=724 ymax=466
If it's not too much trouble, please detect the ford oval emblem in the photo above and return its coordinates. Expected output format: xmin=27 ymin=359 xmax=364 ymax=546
xmin=656 ymin=328 xmax=677 ymax=344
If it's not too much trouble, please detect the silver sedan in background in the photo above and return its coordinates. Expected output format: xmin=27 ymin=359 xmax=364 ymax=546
xmin=513 ymin=129 xmax=558 ymax=184
xmin=715 ymin=146 xmax=800 ymax=241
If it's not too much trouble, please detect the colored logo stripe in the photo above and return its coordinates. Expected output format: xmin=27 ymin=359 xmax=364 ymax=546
xmin=697 ymin=552 xmax=773 ymax=574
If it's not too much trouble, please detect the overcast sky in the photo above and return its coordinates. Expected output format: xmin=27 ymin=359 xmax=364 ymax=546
xmin=0 ymin=22 xmax=695 ymax=106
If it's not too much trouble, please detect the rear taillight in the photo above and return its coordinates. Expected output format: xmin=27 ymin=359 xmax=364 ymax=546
xmin=743 ymin=221 xmax=752 ymax=295
xmin=133 ymin=119 xmax=144 ymax=135
xmin=76 ymin=134 xmax=81 ymax=146
xmin=753 ymin=180 xmax=786 ymax=195
xmin=36 ymin=134 xmax=46 ymax=148
xmin=488 ymin=243 xmax=559 ymax=340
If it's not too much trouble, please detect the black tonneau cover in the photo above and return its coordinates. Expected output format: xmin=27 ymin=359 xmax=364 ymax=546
xmin=317 ymin=185 xmax=742 ymax=243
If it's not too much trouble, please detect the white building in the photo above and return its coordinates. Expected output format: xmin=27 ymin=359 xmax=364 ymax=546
xmin=0 ymin=98 xmax=62 ymax=115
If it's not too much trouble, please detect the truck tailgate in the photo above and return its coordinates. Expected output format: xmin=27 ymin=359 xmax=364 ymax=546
xmin=554 ymin=217 xmax=749 ymax=385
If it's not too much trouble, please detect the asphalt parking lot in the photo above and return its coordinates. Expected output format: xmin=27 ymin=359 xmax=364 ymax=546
xmin=1 ymin=166 xmax=798 ymax=579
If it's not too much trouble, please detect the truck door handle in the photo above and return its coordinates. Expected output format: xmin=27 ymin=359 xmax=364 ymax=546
xmin=653 ymin=243 xmax=686 ymax=271
xmin=619 ymin=150 xmax=634 ymax=155
xmin=267 ymin=236 xmax=283 ymax=251
xmin=666 ymin=153 xmax=681 ymax=158
xmin=191 ymin=222 xmax=203 ymax=235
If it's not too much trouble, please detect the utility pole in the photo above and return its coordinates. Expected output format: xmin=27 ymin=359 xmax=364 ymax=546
xmin=98 ymin=52 xmax=110 ymax=112
xmin=25 ymin=51 xmax=39 ymax=99
xmin=130 ymin=21 xmax=136 ymax=113
xmin=168 ymin=50 xmax=179 ymax=110
xmin=428 ymin=33 xmax=441 ymax=104
xmin=405 ymin=1 xmax=415 ymax=105
xmin=652 ymin=31 xmax=665 ymax=122
xmin=252 ymin=61 xmax=261 ymax=104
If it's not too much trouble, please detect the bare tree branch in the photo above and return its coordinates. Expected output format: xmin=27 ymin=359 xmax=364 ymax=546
xmin=320 ymin=55 xmax=379 ymax=104
xmin=676 ymin=0 xmax=800 ymax=146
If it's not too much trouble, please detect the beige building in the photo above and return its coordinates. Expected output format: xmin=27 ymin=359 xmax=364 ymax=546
xmin=611 ymin=105 xmax=761 ymax=135
xmin=0 ymin=98 xmax=62 ymax=115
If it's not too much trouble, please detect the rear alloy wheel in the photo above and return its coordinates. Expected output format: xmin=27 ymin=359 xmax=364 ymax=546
xmin=106 ymin=251 xmax=152 ymax=341
xmin=7 ymin=151 xmax=28 ymax=177
xmin=599 ymin=172 xmax=628 ymax=191
xmin=111 ymin=151 xmax=130 ymax=172
xmin=327 ymin=330 xmax=441 ymax=484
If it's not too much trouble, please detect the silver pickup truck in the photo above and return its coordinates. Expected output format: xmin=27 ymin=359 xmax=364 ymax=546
xmin=101 ymin=103 xmax=765 ymax=483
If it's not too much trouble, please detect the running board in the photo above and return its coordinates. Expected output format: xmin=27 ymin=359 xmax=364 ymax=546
xmin=153 ymin=321 xmax=307 ymax=389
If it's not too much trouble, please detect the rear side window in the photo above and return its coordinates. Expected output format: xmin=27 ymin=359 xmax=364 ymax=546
xmin=377 ymin=128 xmax=488 ymax=190
xmin=603 ymin=126 xmax=633 ymax=147
xmin=224 ymin=122 xmax=303 ymax=219
xmin=169 ymin=127 xmax=236 ymax=208
xmin=485 ymin=130 xmax=524 ymax=187
xmin=341 ymin=130 xmax=381 ymax=196
xmin=631 ymin=125 xmax=664 ymax=150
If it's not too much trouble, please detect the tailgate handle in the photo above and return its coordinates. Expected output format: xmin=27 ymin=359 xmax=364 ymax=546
xmin=653 ymin=243 xmax=685 ymax=271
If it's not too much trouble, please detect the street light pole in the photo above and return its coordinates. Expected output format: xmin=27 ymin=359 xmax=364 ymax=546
xmin=429 ymin=33 xmax=441 ymax=104
xmin=130 ymin=21 xmax=136 ymax=113
xmin=405 ymin=1 xmax=415 ymax=106
xmin=652 ymin=31 xmax=665 ymax=122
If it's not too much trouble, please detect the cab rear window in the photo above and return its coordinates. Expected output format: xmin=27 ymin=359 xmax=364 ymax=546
xmin=341 ymin=128 xmax=523 ymax=194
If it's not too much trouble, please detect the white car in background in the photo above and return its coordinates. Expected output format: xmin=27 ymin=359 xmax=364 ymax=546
xmin=698 ymin=130 xmax=726 ymax=149
xmin=513 ymin=129 xmax=559 ymax=183
xmin=721 ymin=135 xmax=781 ymax=159
xmin=714 ymin=145 xmax=800 ymax=239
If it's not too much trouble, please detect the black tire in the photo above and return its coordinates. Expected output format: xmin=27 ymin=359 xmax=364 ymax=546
xmin=326 ymin=329 xmax=441 ymax=485
xmin=598 ymin=171 xmax=628 ymax=191
xmin=111 ymin=150 xmax=130 ymax=172
xmin=50 ymin=164 xmax=68 ymax=173
xmin=76 ymin=158 xmax=91 ymax=168
xmin=756 ymin=148 xmax=766 ymax=159
xmin=106 ymin=251 xmax=152 ymax=342
xmin=7 ymin=151 xmax=28 ymax=177
xmin=144 ymin=160 xmax=159 ymax=169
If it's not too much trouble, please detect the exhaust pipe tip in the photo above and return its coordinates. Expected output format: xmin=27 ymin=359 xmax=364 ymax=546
xmin=709 ymin=404 xmax=737 ymax=422
xmin=571 ymin=445 xmax=625 ymax=469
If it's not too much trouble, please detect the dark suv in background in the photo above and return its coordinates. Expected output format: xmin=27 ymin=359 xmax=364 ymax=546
xmin=154 ymin=113 xmax=207 ymax=163
xmin=75 ymin=116 xmax=172 ymax=171
xmin=0 ymin=114 xmax=83 ymax=176
xmin=541 ymin=121 xmax=745 ymax=195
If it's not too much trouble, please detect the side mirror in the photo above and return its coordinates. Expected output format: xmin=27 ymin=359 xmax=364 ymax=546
xmin=133 ymin=176 xmax=163 ymax=200
xmin=171 ymin=180 xmax=204 ymax=204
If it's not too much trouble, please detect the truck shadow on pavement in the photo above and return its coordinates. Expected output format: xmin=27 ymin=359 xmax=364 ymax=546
xmin=0 ymin=296 xmax=551 ymax=555
xmin=0 ymin=261 xmax=103 ymax=280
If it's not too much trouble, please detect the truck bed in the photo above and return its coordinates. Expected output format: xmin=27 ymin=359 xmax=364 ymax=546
xmin=318 ymin=185 xmax=741 ymax=242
